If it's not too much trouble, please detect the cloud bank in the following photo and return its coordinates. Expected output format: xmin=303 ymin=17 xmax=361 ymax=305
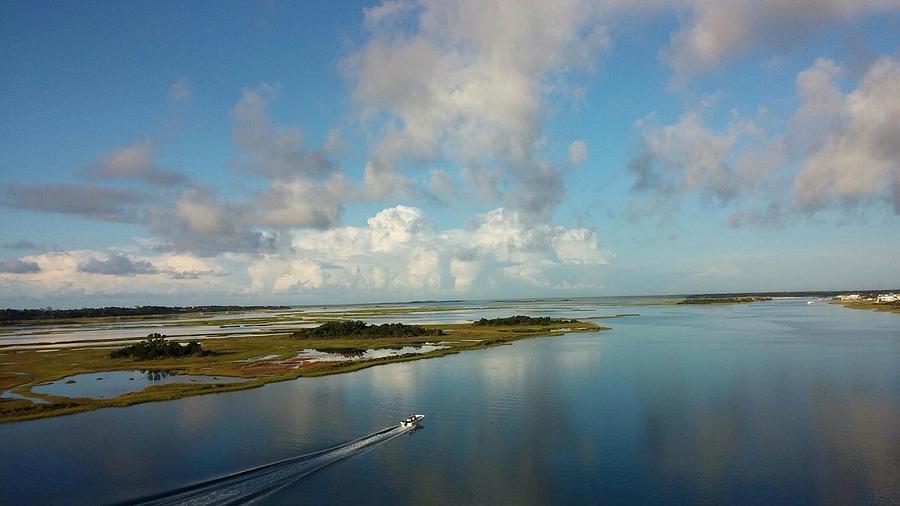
xmin=345 ymin=0 xmax=608 ymax=217
xmin=0 ymin=205 xmax=609 ymax=301
xmin=250 ymin=205 xmax=610 ymax=297
xmin=629 ymin=56 xmax=900 ymax=224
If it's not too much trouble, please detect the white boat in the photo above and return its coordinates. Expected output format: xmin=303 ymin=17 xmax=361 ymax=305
xmin=807 ymin=300 xmax=816 ymax=304
xmin=400 ymin=414 xmax=424 ymax=428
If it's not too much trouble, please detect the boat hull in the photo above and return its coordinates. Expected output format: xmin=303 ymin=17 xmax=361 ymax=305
xmin=400 ymin=414 xmax=425 ymax=428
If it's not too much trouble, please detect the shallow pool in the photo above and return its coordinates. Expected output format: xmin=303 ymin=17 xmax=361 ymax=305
xmin=0 ymin=389 xmax=49 ymax=404
xmin=289 ymin=344 xmax=448 ymax=363
xmin=31 ymin=370 xmax=249 ymax=400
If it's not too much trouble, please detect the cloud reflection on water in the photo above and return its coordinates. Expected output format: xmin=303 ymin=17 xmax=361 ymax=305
xmin=0 ymin=301 xmax=897 ymax=505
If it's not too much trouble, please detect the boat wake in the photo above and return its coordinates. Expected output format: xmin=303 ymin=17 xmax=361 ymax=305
xmin=127 ymin=424 xmax=413 ymax=506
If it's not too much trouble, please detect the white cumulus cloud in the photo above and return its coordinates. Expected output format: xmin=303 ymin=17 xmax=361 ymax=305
xmin=248 ymin=205 xmax=610 ymax=296
xmin=794 ymin=56 xmax=900 ymax=213
xmin=628 ymin=55 xmax=900 ymax=223
xmin=345 ymin=0 xmax=610 ymax=217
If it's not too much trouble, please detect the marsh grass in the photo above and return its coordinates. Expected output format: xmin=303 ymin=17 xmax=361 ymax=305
xmin=833 ymin=300 xmax=900 ymax=314
xmin=0 ymin=319 xmax=605 ymax=423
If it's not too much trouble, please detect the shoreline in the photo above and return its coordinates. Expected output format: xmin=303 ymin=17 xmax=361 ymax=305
xmin=831 ymin=300 xmax=900 ymax=314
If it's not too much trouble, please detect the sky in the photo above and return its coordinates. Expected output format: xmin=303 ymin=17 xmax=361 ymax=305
xmin=1 ymin=0 xmax=899 ymax=308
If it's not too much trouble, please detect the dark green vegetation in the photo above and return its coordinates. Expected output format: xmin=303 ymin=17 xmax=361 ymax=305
xmin=109 ymin=334 xmax=214 ymax=360
xmin=0 ymin=305 xmax=288 ymax=323
xmin=291 ymin=320 xmax=445 ymax=339
xmin=678 ymin=296 xmax=772 ymax=305
xmin=472 ymin=315 xmax=578 ymax=326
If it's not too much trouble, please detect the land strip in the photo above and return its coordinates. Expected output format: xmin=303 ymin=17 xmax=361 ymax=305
xmin=832 ymin=300 xmax=900 ymax=314
xmin=0 ymin=318 xmax=604 ymax=424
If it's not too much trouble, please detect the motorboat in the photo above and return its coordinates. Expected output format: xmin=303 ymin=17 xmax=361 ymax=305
xmin=400 ymin=414 xmax=425 ymax=428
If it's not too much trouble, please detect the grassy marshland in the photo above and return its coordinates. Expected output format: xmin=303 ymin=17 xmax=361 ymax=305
xmin=833 ymin=300 xmax=900 ymax=314
xmin=0 ymin=318 xmax=604 ymax=424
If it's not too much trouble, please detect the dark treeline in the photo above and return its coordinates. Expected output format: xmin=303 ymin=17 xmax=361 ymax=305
xmin=472 ymin=315 xmax=578 ymax=326
xmin=678 ymin=296 xmax=772 ymax=305
xmin=292 ymin=320 xmax=444 ymax=339
xmin=1 ymin=305 xmax=289 ymax=323
xmin=109 ymin=334 xmax=214 ymax=360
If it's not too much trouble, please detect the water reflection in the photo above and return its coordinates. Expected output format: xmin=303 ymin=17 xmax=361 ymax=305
xmin=31 ymin=370 xmax=249 ymax=399
xmin=0 ymin=300 xmax=897 ymax=505
xmin=284 ymin=345 xmax=448 ymax=365
xmin=807 ymin=387 xmax=900 ymax=504
xmin=0 ymin=389 xmax=48 ymax=404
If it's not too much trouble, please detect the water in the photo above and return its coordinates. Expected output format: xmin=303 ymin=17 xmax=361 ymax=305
xmin=288 ymin=345 xmax=448 ymax=364
xmin=0 ymin=389 xmax=48 ymax=404
xmin=0 ymin=309 xmax=323 ymax=346
xmin=0 ymin=297 xmax=662 ymax=347
xmin=28 ymin=370 xmax=250 ymax=400
xmin=0 ymin=323 xmax=268 ymax=347
xmin=0 ymin=299 xmax=898 ymax=504
xmin=133 ymin=424 xmax=416 ymax=505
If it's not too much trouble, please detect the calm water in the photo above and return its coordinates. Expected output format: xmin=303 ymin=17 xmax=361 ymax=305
xmin=290 ymin=344 xmax=448 ymax=363
xmin=30 ymin=370 xmax=249 ymax=400
xmin=0 ymin=300 xmax=898 ymax=504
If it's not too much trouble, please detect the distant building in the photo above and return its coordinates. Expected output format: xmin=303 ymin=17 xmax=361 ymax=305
xmin=876 ymin=293 xmax=899 ymax=303
xmin=836 ymin=294 xmax=862 ymax=301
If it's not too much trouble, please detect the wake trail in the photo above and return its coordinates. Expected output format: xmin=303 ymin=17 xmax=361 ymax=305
xmin=126 ymin=425 xmax=411 ymax=506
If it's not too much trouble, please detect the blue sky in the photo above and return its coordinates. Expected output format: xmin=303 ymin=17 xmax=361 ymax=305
xmin=1 ymin=0 xmax=898 ymax=307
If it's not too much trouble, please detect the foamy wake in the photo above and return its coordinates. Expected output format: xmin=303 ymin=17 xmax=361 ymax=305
xmin=128 ymin=424 xmax=412 ymax=505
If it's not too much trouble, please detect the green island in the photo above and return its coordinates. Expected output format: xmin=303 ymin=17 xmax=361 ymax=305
xmin=291 ymin=320 xmax=446 ymax=339
xmin=108 ymin=334 xmax=215 ymax=360
xmin=472 ymin=315 xmax=579 ymax=326
xmin=677 ymin=296 xmax=773 ymax=305
xmin=0 ymin=316 xmax=603 ymax=424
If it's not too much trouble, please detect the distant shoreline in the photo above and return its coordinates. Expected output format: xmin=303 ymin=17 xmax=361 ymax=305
xmin=4 ymin=289 xmax=899 ymax=321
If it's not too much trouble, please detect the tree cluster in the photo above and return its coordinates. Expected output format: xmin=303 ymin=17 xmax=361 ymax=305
xmin=109 ymin=334 xmax=213 ymax=360
xmin=471 ymin=315 xmax=577 ymax=326
xmin=291 ymin=320 xmax=444 ymax=339
xmin=677 ymin=297 xmax=772 ymax=305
